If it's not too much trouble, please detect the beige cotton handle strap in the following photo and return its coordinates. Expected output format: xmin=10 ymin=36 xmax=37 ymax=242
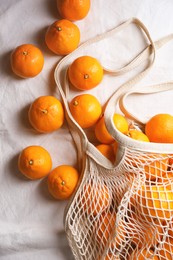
xmin=104 ymin=34 xmax=173 ymax=153
xmin=54 ymin=17 xmax=156 ymax=124
xmin=102 ymin=17 xmax=155 ymax=75
xmin=118 ymin=33 xmax=173 ymax=125
xmin=55 ymin=17 xmax=155 ymax=82
xmin=63 ymin=17 xmax=156 ymax=100
xmin=54 ymin=17 xmax=157 ymax=162
xmin=119 ymin=82 xmax=173 ymax=125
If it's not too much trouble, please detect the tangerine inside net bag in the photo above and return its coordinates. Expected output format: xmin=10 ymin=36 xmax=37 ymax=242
xmin=54 ymin=18 xmax=173 ymax=260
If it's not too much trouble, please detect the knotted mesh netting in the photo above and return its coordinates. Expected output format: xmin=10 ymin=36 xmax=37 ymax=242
xmin=64 ymin=147 xmax=173 ymax=260
xmin=53 ymin=17 xmax=173 ymax=260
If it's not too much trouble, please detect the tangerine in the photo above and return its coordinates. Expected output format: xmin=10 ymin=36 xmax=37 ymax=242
xmin=96 ymin=212 xmax=126 ymax=250
xmin=48 ymin=165 xmax=79 ymax=200
xmin=136 ymin=185 xmax=173 ymax=221
xmin=96 ymin=144 xmax=115 ymax=163
xmin=169 ymin=156 xmax=173 ymax=164
xmin=127 ymin=129 xmax=150 ymax=142
xmin=68 ymin=56 xmax=103 ymax=90
xmin=129 ymin=248 xmax=159 ymax=260
xmin=158 ymin=237 xmax=173 ymax=260
xmin=18 ymin=145 xmax=52 ymax=180
xmin=45 ymin=19 xmax=80 ymax=55
xmin=126 ymin=212 xmax=163 ymax=249
xmin=96 ymin=212 xmax=116 ymax=247
xmin=140 ymin=153 xmax=169 ymax=181
xmin=168 ymin=221 xmax=173 ymax=238
xmin=145 ymin=113 xmax=173 ymax=143
xmin=95 ymin=114 xmax=128 ymax=144
xmin=113 ymin=141 xmax=119 ymax=156
xmin=57 ymin=0 xmax=90 ymax=21
xmin=11 ymin=44 xmax=44 ymax=78
xmin=129 ymin=153 xmax=169 ymax=181
xmin=95 ymin=116 xmax=114 ymax=144
xmin=81 ymin=183 xmax=110 ymax=216
xmin=28 ymin=96 xmax=64 ymax=133
xmin=113 ymin=113 xmax=129 ymax=134
xmin=169 ymin=156 xmax=173 ymax=169
xmin=69 ymin=94 xmax=102 ymax=128
xmin=158 ymin=171 xmax=173 ymax=184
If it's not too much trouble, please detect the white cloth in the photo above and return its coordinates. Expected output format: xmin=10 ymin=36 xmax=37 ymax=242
xmin=1 ymin=0 xmax=173 ymax=259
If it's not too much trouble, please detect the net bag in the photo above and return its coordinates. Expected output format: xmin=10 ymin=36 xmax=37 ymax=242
xmin=54 ymin=18 xmax=173 ymax=260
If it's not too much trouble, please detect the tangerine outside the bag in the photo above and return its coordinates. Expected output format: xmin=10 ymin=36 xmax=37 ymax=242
xmin=54 ymin=18 xmax=173 ymax=260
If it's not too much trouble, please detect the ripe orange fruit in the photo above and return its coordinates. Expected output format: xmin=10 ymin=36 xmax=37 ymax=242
xmin=113 ymin=113 xmax=129 ymax=134
xmin=68 ymin=56 xmax=103 ymax=90
xmin=158 ymin=237 xmax=173 ymax=259
xmin=169 ymin=156 xmax=173 ymax=168
xmin=28 ymin=96 xmax=64 ymax=133
xmin=168 ymin=221 xmax=173 ymax=237
xmin=96 ymin=212 xmax=116 ymax=244
xmin=95 ymin=114 xmax=128 ymax=144
xmin=81 ymin=183 xmax=110 ymax=216
xmin=113 ymin=141 xmax=119 ymax=155
xmin=69 ymin=94 xmax=102 ymax=129
xmin=45 ymin=19 xmax=80 ymax=55
xmin=18 ymin=145 xmax=52 ymax=180
xmin=145 ymin=113 xmax=173 ymax=143
xmin=142 ymin=154 xmax=169 ymax=181
xmin=96 ymin=144 xmax=115 ymax=163
xmin=126 ymin=212 xmax=163 ymax=249
xmin=111 ymin=223 xmax=127 ymax=250
xmin=96 ymin=212 xmax=126 ymax=250
xmin=129 ymin=153 xmax=169 ymax=181
xmin=57 ymin=0 xmax=90 ymax=21
xmin=158 ymin=171 xmax=173 ymax=184
xmin=48 ymin=165 xmax=79 ymax=200
xmin=135 ymin=185 xmax=173 ymax=221
xmin=127 ymin=129 xmax=150 ymax=142
xmin=11 ymin=44 xmax=44 ymax=78
xmin=129 ymin=248 xmax=159 ymax=260
xmin=95 ymin=116 xmax=114 ymax=144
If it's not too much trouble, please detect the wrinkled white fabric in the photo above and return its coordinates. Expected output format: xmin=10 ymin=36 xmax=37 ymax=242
xmin=1 ymin=0 xmax=173 ymax=259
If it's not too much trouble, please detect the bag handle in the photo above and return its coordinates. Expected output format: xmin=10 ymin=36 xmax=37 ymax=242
xmin=119 ymin=33 xmax=173 ymax=125
xmin=104 ymin=34 xmax=173 ymax=153
xmin=63 ymin=17 xmax=156 ymax=100
xmin=54 ymin=18 xmax=157 ymax=167
xmin=54 ymin=17 xmax=156 ymax=132
xmin=119 ymin=82 xmax=173 ymax=125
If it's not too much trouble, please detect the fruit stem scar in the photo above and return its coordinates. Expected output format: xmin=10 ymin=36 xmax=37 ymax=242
xmin=56 ymin=26 xmax=62 ymax=31
xmin=84 ymin=74 xmax=89 ymax=79
xmin=29 ymin=160 xmax=33 ymax=165
xmin=61 ymin=180 xmax=65 ymax=186
xmin=22 ymin=51 xmax=28 ymax=55
xmin=73 ymin=100 xmax=78 ymax=106
xmin=41 ymin=109 xmax=48 ymax=114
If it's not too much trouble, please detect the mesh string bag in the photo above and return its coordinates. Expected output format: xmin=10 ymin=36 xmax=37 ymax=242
xmin=54 ymin=18 xmax=173 ymax=260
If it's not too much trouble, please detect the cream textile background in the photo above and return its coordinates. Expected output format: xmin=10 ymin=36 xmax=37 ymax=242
xmin=1 ymin=0 xmax=173 ymax=259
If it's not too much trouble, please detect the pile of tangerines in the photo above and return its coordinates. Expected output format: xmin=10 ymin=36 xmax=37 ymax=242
xmin=11 ymin=1 xmax=173 ymax=258
xmin=14 ymin=0 xmax=91 ymax=200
